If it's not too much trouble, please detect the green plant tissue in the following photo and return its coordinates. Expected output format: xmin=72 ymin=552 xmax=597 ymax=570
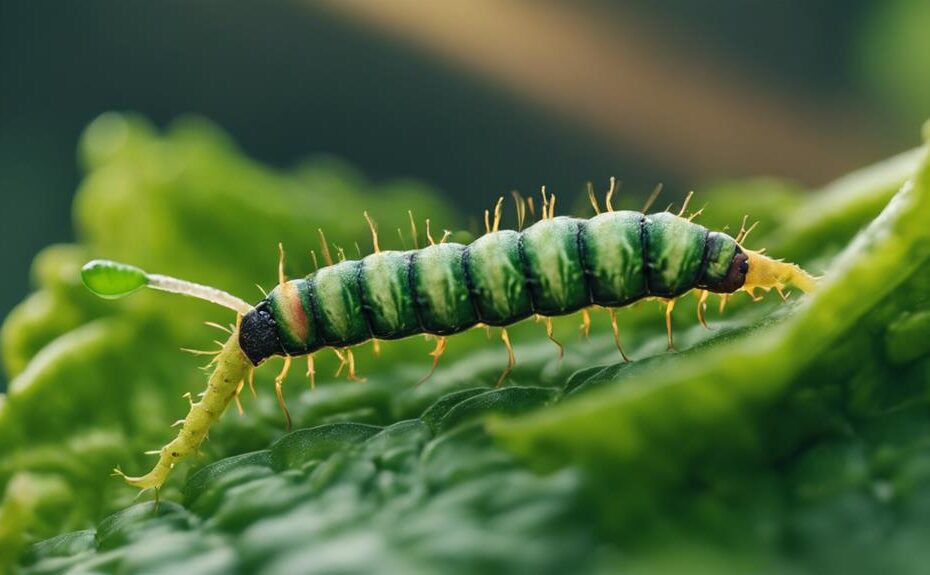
xmin=2 ymin=113 xmax=930 ymax=574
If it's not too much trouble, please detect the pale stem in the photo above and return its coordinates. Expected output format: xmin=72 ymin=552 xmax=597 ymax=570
xmin=147 ymin=274 xmax=253 ymax=315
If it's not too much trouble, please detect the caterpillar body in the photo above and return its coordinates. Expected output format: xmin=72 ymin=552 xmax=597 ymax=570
xmin=243 ymin=211 xmax=752 ymax=365
xmin=81 ymin=192 xmax=816 ymax=493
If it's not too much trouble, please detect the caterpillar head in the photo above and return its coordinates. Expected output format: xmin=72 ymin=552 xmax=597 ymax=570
xmin=239 ymin=300 xmax=284 ymax=365
xmin=741 ymin=249 xmax=817 ymax=296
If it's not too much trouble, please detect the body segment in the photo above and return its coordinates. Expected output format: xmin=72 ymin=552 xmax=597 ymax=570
xmin=644 ymin=212 xmax=708 ymax=297
xmin=411 ymin=243 xmax=478 ymax=335
xmin=313 ymin=261 xmax=369 ymax=347
xmin=580 ymin=210 xmax=647 ymax=305
xmin=464 ymin=230 xmax=533 ymax=326
xmin=520 ymin=217 xmax=589 ymax=315
xmin=359 ymin=251 xmax=420 ymax=339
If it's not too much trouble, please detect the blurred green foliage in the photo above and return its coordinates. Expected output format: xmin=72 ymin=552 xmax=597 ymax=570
xmin=858 ymin=0 xmax=930 ymax=128
xmin=1 ymin=114 xmax=929 ymax=573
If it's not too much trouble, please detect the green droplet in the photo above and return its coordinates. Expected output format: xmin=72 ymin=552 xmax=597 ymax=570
xmin=81 ymin=260 xmax=149 ymax=299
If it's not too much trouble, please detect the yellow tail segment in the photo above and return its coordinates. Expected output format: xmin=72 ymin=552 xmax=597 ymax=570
xmin=742 ymin=249 xmax=817 ymax=297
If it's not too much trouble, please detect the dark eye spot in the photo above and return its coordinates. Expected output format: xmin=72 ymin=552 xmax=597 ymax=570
xmin=739 ymin=260 xmax=749 ymax=274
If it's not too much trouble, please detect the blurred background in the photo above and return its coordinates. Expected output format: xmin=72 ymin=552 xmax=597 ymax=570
xmin=1 ymin=0 xmax=928 ymax=391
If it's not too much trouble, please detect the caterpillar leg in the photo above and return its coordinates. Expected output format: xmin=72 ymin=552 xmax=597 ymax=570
xmin=333 ymin=348 xmax=365 ymax=382
xmin=696 ymin=290 xmax=712 ymax=330
xmin=274 ymin=356 xmax=293 ymax=431
xmin=306 ymin=354 xmax=316 ymax=390
xmin=664 ymin=299 xmax=677 ymax=351
xmin=543 ymin=316 xmax=564 ymax=360
xmin=579 ymin=309 xmax=592 ymax=338
xmin=607 ymin=308 xmax=631 ymax=362
xmin=496 ymin=328 xmax=516 ymax=388
xmin=719 ymin=294 xmax=731 ymax=314
xmin=418 ymin=336 xmax=447 ymax=386
xmin=345 ymin=348 xmax=364 ymax=382
xmin=581 ymin=309 xmax=591 ymax=338
xmin=333 ymin=348 xmax=347 ymax=377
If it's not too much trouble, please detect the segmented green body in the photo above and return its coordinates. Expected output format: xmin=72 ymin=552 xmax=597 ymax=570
xmin=240 ymin=210 xmax=744 ymax=364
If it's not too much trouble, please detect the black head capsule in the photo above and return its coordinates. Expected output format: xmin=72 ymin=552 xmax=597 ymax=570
xmin=239 ymin=300 xmax=285 ymax=365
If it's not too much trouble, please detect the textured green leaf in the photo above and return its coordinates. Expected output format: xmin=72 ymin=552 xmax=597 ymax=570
xmin=4 ymin=114 xmax=930 ymax=574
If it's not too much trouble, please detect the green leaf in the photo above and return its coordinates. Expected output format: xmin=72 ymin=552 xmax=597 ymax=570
xmin=6 ymin=113 xmax=930 ymax=574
